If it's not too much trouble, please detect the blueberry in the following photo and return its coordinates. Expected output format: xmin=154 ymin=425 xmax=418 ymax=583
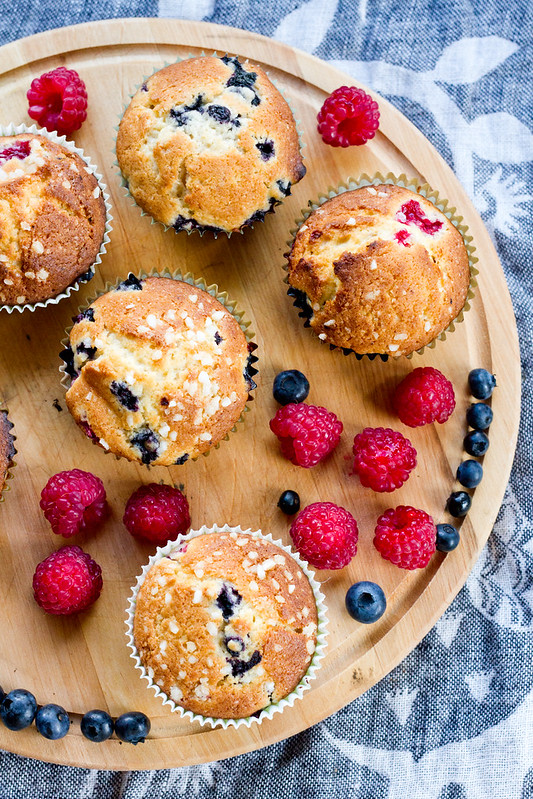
xmin=207 ymin=104 xmax=231 ymax=123
xmin=273 ymin=370 xmax=310 ymax=405
xmin=446 ymin=491 xmax=472 ymax=518
xmin=224 ymin=635 xmax=245 ymax=654
xmin=436 ymin=523 xmax=460 ymax=552
xmin=457 ymin=459 xmax=483 ymax=488
xmin=35 ymin=704 xmax=70 ymax=740
xmin=345 ymin=582 xmax=386 ymax=624
xmin=466 ymin=403 xmax=493 ymax=431
xmin=216 ymin=583 xmax=242 ymax=619
xmin=468 ymin=368 xmax=496 ymax=400
xmin=130 ymin=427 xmax=160 ymax=464
xmin=172 ymin=214 xmax=224 ymax=236
xmin=81 ymin=709 xmax=114 ymax=742
xmin=230 ymin=650 xmax=262 ymax=677
xmin=464 ymin=430 xmax=490 ymax=457
xmin=116 ymin=274 xmax=143 ymax=291
xmin=175 ymin=453 xmax=189 ymax=465
xmin=114 ymin=711 xmax=150 ymax=745
xmin=0 ymin=689 xmax=37 ymax=730
xmin=74 ymin=307 xmax=95 ymax=324
xmin=256 ymin=140 xmax=275 ymax=161
xmin=60 ymin=346 xmax=78 ymax=380
xmin=277 ymin=490 xmax=300 ymax=515
xmin=276 ymin=179 xmax=291 ymax=197
xmin=111 ymin=381 xmax=139 ymax=412
xmin=76 ymin=342 xmax=97 ymax=360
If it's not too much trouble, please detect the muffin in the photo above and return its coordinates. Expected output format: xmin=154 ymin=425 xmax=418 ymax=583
xmin=116 ymin=55 xmax=306 ymax=234
xmin=286 ymin=183 xmax=471 ymax=356
xmin=0 ymin=410 xmax=15 ymax=495
xmin=131 ymin=530 xmax=320 ymax=720
xmin=0 ymin=133 xmax=106 ymax=308
xmin=62 ymin=275 xmax=256 ymax=466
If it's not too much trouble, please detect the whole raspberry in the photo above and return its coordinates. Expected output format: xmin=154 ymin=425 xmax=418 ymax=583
xmin=317 ymin=86 xmax=380 ymax=147
xmin=27 ymin=66 xmax=88 ymax=136
xmin=33 ymin=546 xmax=103 ymax=615
xmin=40 ymin=469 xmax=107 ymax=538
xmin=374 ymin=506 xmax=436 ymax=570
xmin=269 ymin=403 xmax=343 ymax=468
xmin=290 ymin=502 xmax=358 ymax=570
xmin=123 ymin=483 xmax=191 ymax=546
xmin=352 ymin=427 xmax=417 ymax=492
xmin=393 ymin=367 xmax=456 ymax=427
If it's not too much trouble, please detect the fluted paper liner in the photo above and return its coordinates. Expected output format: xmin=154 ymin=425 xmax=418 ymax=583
xmin=0 ymin=123 xmax=112 ymax=314
xmin=284 ymin=172 xmax=478 ymax=360
xmin=59 ymin=269 xmax=258 ymax=465
xmin=0 ymin=399 xmax=16 ymax=504
xmin=114 ymin=51 xmax=305 ymax=238
xmin=125 ymin=524 xmax=328 ymax=730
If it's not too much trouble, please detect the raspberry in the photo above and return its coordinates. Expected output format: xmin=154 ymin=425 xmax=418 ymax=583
xmin=33 ymin=546 xmax=103 ymax=615
xmin=123 ymin=483 xmax=191 ymax=546
xmin=352 ymin=427 xmax=417 ymax=492
xmin=40 ymin=469 xmax=107 ymax=538
xmin=393 ymin=367 xmax=456 ymax=427
xmin=317 ymin=86 xmax=380 ymax=147
xmin=269 ymin=403 xmax=343 ymax=468
xmin=27 ymin=66 xmax=88 ymax=136
xmin=374 ymin=505 xmax=436 ymax=570
xmin=290 ymin=502 xmax=358 ymax=570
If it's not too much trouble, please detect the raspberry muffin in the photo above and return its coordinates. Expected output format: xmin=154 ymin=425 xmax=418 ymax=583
xmin=0 ymin=133 xmax=106 ymax=308
xmin=0 ymin=410 xmax=15 ymax=495
xmin=116 ymin=55 xmax=306 ymax=234
xmin=62 ymin=275 xmax=257 ymax=466
xmin=286 ymin=183 xmax=471 ymax=356
xmin=131 ymin=530 xmax=320 ymax=720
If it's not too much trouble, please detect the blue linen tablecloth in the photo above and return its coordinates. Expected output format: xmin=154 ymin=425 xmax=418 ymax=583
xmin=0 ymin=1 xmax=532 ymax=796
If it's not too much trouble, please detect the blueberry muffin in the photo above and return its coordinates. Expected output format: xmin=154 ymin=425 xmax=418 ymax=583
xmin=0 ymin=133 xmax=106 ymax=307
xmin=62 ymin=275 xmax=257 ymax=466
xmin=116 ymin=55 xmax=306 ymax=234
xmin=132 ymin=531 xmax=319 ymax=719
xmin=0 ymin=410 xmax=15 ymax=494
xmin=287 ymin=184 xmax=471 ymax=356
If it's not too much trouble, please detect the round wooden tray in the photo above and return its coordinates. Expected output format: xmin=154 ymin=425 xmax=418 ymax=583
xmin=0 ymin=18 xmax=520 ymax=770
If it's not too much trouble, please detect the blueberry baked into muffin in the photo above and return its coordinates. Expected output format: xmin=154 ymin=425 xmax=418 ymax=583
xmin=287 ymin=183 xmax=471 ymax=357
xmin=116 ymin=55 xmax=306 ymax=234
xmin=132 ymin=531 xmax=318 ymax=719
xmin=0 ymin=134 xmax=106 ymax=307
xmin=0 ymin=410 xmax=15 ymax=494
xmin=62 ymin=275 xmax=257 ymax=466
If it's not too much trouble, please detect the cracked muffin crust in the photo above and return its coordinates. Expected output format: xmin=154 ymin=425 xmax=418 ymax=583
xmin=63 ymin=275 xmax=256 ymax=466
xmin=0 ymin=410 xmax=15 ymax=493
xmin=133 ymin=531 xmax=318 ymax=719
xmin=0 ymin=134 xmax=106 ymax=306
xmin=116 ymin=55 xmax=306 ymax=234
xmin=287 ymin=184 xmax=471 ymax=356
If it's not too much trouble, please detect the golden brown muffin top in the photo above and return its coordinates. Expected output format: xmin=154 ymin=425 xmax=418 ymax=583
xmin=116 ymin=56 xmax=305 ymax=233
xmin=0 ymin=134 xmax=106 ymax=306
xmin=133 ymin=531 xmax=318 ymax=719
xmin=65 ymin=276 xmax=255 ymax=466
xmin=287 ymin=184 xmax=470 ymax=356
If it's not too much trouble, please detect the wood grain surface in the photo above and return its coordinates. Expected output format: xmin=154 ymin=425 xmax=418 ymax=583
xmin=0 ymin=18 xmax=520 ymax=770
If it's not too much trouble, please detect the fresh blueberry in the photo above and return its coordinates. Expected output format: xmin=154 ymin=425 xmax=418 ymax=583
xmin=81 ymin=709 xmax=114 ymax=742
xmin=216 ymin=583 xmax=242 ymax=619
xmin=466 ymin=403 xmax=493 ymax=431
xmin=35 ymin=704 xmax=70 ymax=740
xmin=273 ymin=370 xmax=310 ymax=405
xmin=111 ymin=381 xmax=139 ymax=412
xmin=277 ymin=490 xmax=301 ymax=515
xmin=116 ymin=274 xmax=143 ymax=291
xmin=345 ymin=582 xmax=386 ymax=624
xmin=114 ymin=711 xmax=150 ymax=745
xmin=436 ymin=523 xmax=460 ymax=552
xmin=446 ymin=491 xmax=472 ymax=518
xmin=457 ymin=459 xmax=483 ymax=488
xmin=464 ymin=430 xmax=490 ymax=457
xmin=0 ymin=689 xmax=37 ymax=730
xmin=468 ymin=368 xmax=496 ymax=400
xmin=230 ymin=650 xmax=262 ymax=677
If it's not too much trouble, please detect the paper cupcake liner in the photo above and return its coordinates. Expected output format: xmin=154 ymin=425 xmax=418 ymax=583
xmin=125 ymin=524 xmax=328 ymax=730
xmin=0 ymin=123 xmax=112 ymax=315
xmin=114 ymin=51 xmax=305 ymax=239
xmin=59 ymin=269 xmax=258 ymax=466
xmin=0 ymin=400 xmax=16 ymax=504
xmin=284 ymin=172 xmax=478 ymax=360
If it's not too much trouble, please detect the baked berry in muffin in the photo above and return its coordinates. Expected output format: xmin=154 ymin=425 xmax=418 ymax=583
xmin=0 ymin=410 xmax=15 ymax=494
xmin=132 ymin=531 xmax=318 ymax=719
xmin=0 ymin=134 xmax=106 ymax=307
xmin=287 ymin=183 xmax=471 ymax=356
xmin=62 ymin=275 xmax=256 ymax=466
xmin=116 ymin=55 xmax=306 ymax=234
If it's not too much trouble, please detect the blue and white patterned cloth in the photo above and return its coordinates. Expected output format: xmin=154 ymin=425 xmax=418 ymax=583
xmin=1 ymin=2 xmax=532 ymax=796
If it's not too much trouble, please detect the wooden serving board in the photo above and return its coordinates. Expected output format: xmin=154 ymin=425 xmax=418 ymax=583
xmin=0 ymin=18 xmax=520 ymax=770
